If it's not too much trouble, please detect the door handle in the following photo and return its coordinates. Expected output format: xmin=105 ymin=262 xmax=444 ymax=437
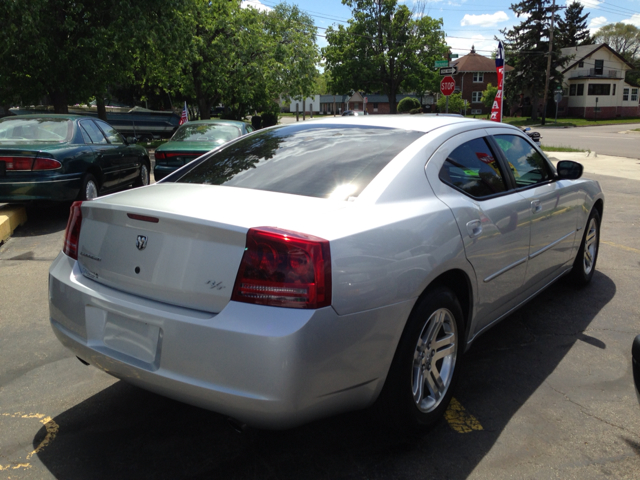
xmin=466 ymin=219 xmax=482 ymax=238
xmin=531 ymin=200 xmax=542 ymax=214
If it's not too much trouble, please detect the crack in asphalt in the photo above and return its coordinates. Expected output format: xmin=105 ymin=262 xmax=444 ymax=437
xmin=545 ymin=383 xmax=640 ymax=439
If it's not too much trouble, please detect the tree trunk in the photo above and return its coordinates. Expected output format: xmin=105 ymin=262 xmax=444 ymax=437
xmin=530 ymin=93 xmax=539 ymax=121
xmin=96 ymin=95 xmax=107 ymax=121
xmin=198 ymin=97 xmax=212 ymax=120
xmin=51 ymin=92 xmax=69 ymax=114
xmin=388 ymin=87 xmax=398 ymax=114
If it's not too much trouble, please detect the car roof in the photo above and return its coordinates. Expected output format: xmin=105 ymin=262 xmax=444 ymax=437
xmin=1 ymin=114 xmax=85 ymax=120
xmin=293 ymin=115 xmax=512 ymax=133
xmin=180 ymin=119 xmax=246 ymax=127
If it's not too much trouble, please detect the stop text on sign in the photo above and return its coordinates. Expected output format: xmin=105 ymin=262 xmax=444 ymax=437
xmin=441 ymin=76 xmax=455 ymax=96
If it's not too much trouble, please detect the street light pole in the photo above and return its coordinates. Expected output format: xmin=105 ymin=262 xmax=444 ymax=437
xmin=541 ymin=0 xmax=556 ymax=126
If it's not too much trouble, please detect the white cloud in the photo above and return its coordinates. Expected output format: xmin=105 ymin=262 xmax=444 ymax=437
xmin=566 ymin=0 xmax=603 ymax=8
xmin=461 ymin=11 xmax=509 ymax=27
xmin=240 ymin=0 xmax=271 ymax=12
xmin=589 ymin=15 xmax=607 ymax=34
xmin=622 ymin=14 xmax=640 ymax=28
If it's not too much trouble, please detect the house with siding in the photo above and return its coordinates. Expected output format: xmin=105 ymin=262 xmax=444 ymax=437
xmin=559 ymin=44 xmax=639 ymax=119
xmin=451 ymin=46 xmax=514 ymax=115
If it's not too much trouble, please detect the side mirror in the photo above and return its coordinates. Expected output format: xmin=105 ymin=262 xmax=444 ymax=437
xmin=556 ymin=160 xmax=583 ymax=180
xmin=126 ymin=136 xmax=138 ymax=144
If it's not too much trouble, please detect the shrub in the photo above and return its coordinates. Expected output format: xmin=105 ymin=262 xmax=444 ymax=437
xmin=261 ymin=112 xmax=278 ymax=127
xmin=251 ymin=115 xmax=262 ymax=130
xmin=409 ymin=108 xmax=422 ymax=114
xmin=398 ymin=97 xmax=421 ymax=113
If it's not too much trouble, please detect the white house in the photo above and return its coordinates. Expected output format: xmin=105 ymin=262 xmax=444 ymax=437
xmin=559 ymin=44 xmax=639 ymax=119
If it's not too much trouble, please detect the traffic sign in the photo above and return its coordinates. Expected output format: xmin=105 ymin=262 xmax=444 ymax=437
xmin=439 ymin=66 xmax=458 ymax=76
xmin=451 ymin=54 xmax=459 ymax=58
xmin=554 ymin=91 xmax=563 ymax=103
xmin=434 ymin=60 xmax=449 ymax=68
xmin=440 ymin=76 xmax=455 ymax=96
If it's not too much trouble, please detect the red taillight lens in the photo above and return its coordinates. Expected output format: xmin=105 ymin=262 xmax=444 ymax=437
xmin=33 ymin=157 xmax=62 ymax=170
xmin=63 ymin=201 xmax=83 ymax=260
xmin=0 ymin=156 xmax=61 ymax=170
xmin=0 ymin=156 xmax=34 ymax=170
xmin=154 ymin=151 xmax=165 ymax=160
xmin=231 ymin=227 xmax=332 ymax=309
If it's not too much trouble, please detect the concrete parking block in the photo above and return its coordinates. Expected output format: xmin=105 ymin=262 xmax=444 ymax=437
xmin=0 ymin=205 xmax=27 ymax=243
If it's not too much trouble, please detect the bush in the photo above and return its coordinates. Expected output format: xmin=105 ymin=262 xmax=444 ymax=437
xmin=261 ymin=112 xmax=278 ymax=127
xmin=398 ymin=97 xmax=421 ymax=113
xmin=409 ymin=108 xmax=422 ymax=115
xmin=251 ymin=115 xmax=262 ymax=130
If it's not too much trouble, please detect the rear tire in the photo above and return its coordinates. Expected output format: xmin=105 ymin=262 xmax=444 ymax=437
xmin=570 ymin=209 xmax=600 ymax=286
xmin=133 ymin=161 xmax=150 ymax=187
xmin=78 ymin=173 xmax=99 ymax=201
xmin=376 ymin=287 xmax=464 ymax=431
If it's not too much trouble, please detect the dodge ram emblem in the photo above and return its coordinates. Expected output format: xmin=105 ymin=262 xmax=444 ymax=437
xmin=136 ymin=235 xmax=148 ymax=251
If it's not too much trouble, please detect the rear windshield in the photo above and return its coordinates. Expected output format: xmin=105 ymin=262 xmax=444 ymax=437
xmin=173 ymin=124 xmax=423 ymax=199
xmin=171 ymin=123 xmax=241 ymax=143
xmin=0 ymin=117 xmax=72 ymax=144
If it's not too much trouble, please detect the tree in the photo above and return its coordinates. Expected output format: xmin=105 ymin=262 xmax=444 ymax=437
xmin=437 ymin=93 xmax=464 ymax=113
xmin=594 ymin=23 xmax=640 ymax=60
xmin=481 ymin=83 xmax=499 ymax=111
xmin=323 ymin=0 xmax=447 ymax=114
xmin=556 ymin=2 xmax=591 ymax=48
xmin=500 ymin=0 xmax=568 ymax=121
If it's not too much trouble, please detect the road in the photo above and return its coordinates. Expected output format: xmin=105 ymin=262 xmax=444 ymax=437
xmin=1 ymin=171 xmax=639 ymax=479
xmin=540 ymin=123 xmax=640 ymax=158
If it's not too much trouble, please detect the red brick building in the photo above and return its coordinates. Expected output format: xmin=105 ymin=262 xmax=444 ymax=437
xmin=451 ymin=46 xmax=513 ymax=115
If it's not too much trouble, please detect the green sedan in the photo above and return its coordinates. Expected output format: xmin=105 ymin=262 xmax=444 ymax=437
xmin=153 ymin=119 xmax=253 ymax=180
xmin=0 ymin=115 xmax=150 ymax=202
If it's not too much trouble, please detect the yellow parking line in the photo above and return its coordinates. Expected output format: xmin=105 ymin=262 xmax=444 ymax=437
xmin=445 ymin=398 xmax=483 ymax=433
xmin=601 ymin=241 xmax=640 ymax=254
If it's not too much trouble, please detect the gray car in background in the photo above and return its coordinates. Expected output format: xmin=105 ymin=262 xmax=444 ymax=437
xmin=48 ymin=116 xmax=603 ymax=430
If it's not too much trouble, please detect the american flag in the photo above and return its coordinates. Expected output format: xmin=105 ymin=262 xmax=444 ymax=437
xmin=179 ymin=101 xmax=189 ymax=125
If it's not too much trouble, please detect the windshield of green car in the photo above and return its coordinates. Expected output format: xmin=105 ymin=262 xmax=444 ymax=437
xmin=171 ymin=123 xmax=242 ymax=143
xmin=0 ymin=118 xmax=72 ymax=144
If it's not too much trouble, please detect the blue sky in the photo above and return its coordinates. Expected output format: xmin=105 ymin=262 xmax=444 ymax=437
xmin=243 ymin=0 xmax=640 ymax=59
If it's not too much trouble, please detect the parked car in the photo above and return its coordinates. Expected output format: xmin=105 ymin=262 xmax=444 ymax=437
xmin=342 ymin=110 xmax=366 ymax=116
xmin=633 ymin=335 xmax=640 ymax=402
xmin=49 ymin=116 xmax=603 ymax=430
xmin=153 ymin=120 xmax=253 ymax=180
xmin=0 ymin=115 xmax=150 ymax=202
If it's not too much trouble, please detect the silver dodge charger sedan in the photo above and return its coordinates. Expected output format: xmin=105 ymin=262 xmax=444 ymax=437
xmin=49 ymin=116 xmax=604 ymax=430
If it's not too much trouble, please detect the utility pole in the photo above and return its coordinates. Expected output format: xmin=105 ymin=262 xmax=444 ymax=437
xmin=541 ymin=0 xmax=556 ymax=126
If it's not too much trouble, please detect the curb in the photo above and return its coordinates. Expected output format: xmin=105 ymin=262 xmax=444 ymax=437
xmin=0 ymin=205 xmax=27 ymax=244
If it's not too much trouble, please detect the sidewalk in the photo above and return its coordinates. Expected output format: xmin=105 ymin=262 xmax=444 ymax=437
xmin=544 ymin=151 xmax=640 ymax=181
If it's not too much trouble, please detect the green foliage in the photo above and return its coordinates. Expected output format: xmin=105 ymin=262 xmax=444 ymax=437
xmin=397 ymin=97 xmax=421 ymax=113
xmin=556 ymin=2 xmax=591 ymax=48
xmin=500 ymin=0 xmax=568 ymax=121
xmin=594 ymin=23 xmax=640 ymax=60
xmin=260 ymin=112 xmax=278 ymax=128
xmin=481 ymin=83 xmax=499 ymax=110
xmin=409 ymin=108 xmax=422 ymax=115
xmin=436 ymin=93 xmax=464 ymax=113
xmin=323 ymin=0 xmax=447 ymax=113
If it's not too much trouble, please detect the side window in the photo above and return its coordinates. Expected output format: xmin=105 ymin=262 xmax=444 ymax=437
xmin=246 ymin=125 xmax=253 ymax=133
xmin=79 ymin=124 xmax=93 ymax=144
xmin=439 ymin=137 xmax=507 ymax=198
xmin=493 ymin=135 xmax=553 ymax=188
xmin=80 ymin=121 xmax=108 ymax=144
xmin=95 ymin=120 xmax=124 ymax=144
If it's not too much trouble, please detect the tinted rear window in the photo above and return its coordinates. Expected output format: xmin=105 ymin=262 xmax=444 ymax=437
xmin=174 ymin=124 xmax=423 ymax=199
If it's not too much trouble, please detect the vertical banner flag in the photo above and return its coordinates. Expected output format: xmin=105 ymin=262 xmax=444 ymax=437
xmin=490 ymin=41 xmax=505 ymax=122
xmin=180 ymin=101 xmax=189 ymax=125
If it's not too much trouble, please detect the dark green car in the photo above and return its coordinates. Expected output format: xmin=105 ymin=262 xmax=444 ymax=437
xmin=0 ymin=115 xmax=150 ymax=202
xmin=153 ymin=119 xmax=252 ymax=180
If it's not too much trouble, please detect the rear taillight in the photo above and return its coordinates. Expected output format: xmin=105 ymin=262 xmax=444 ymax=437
xmin=63 ymin=201 xmax=83 ymax=260
xmin=0 ymin=156 xmax=61 ymax=170
xmin=33 ymin=158 xmax=62 ymax=170
xmin=154 ymin=151 xmax=165 ymax=161
xmin=231 ymin=227 xmax=332 ymax=309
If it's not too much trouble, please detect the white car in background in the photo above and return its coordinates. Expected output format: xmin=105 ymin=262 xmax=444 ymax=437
xmin=49 ymin=116 xmax=603 ymax=430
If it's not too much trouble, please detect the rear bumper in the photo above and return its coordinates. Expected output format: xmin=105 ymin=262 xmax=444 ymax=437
xmin=152 ymin=165 xmax=175 ymax=181
xmin=0 ymin=174 xmax=82 ymax=202
xmin=48 ymin=252 xmax=412 ymax=428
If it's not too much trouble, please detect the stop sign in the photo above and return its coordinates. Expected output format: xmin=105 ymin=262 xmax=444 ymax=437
xmin=440 ymin=76 xmax=455 ymax=96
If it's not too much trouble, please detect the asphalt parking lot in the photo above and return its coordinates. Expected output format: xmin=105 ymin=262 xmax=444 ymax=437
xmin=1 ymin=170 xmax=639 ymax=479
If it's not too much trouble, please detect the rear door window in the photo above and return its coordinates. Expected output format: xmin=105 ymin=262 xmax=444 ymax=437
xmin=439 ymin=137 xmax=507 ymax=198
xmin=95 ymin=120 xmax=125 ymax=144
xmin=493 ymin=135 xmax=553 ymax=188
xmin=174 ymin=124 xmax=423 ymax=199
xmin=80 ymin=121 xmax=108 ymax=144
